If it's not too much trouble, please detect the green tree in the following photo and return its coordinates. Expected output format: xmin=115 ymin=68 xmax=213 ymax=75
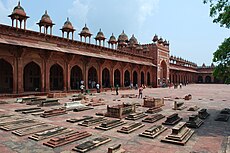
xmin=204 ymin=0 xmax=230 ymax=83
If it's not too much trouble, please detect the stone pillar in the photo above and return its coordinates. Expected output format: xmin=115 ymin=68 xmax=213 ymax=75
xmin=45 ymin=63 xmax=50 ymax=92
xmin=110 ymin=68 xmax=114 ymax=87
xmin=67 ymin=64 xmax=71 ymax=91
xmin=98 ymin=64 xmax=102 ymax=88
xmin=13 ymin=58 xmax=17 ymax=94
xmin=85 ymin=64 xmax=88 ymax=89
xmin=17 ymin=58 xmax=23 ymax=93
xmin=121 ymin=68 xmax=124 ymax=87
xmin=41 ymin=60 xmax=45 ymax=92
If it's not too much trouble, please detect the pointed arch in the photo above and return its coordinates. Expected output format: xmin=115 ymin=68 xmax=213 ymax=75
xmin=102 ymin=68 xmax=110 ymax=88
xmin=24 ymin=61 xmax=41 ymax=92
xmin=133 ymin=71 xmax=138 ymax=86
xmin=0 ymin=59 xmax=13 ymax=93
xmin=147 ymin=72 xmax=151 ymax=86
xmin=70 ymin=65 xmax=83 ymax=90
xmin=50 ymin=64 xmax=64 ymax=90
xmin=88 ymin=66 xmax=98 ymax=89
xmin=124 ymin=70 xmax=130 ymax=87
xmin=114 ymin=69 xmax=121 ymax=86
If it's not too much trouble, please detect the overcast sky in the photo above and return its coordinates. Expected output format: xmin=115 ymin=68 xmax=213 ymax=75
xmin=0 ymin=0 xmax=228 ymax=65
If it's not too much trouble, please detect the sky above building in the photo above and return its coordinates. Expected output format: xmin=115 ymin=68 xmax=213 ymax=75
xmin=0 ymin=0 xmax=228 ymax=65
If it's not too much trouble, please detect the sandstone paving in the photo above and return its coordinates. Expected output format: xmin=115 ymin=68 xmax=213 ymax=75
xmin=0 ymin=84 xmax=229 ymax=153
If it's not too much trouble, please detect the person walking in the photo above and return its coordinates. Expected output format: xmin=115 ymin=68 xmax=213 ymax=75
xmin=115 ymin=84 xmax=119 ymax=95
xmin=96 ymin=83 xmax=100 ymax=93
xmin=138 ymin=86 xmax=143 ymax=98
xmin=80 ymin=84 xmax=84 ymax=94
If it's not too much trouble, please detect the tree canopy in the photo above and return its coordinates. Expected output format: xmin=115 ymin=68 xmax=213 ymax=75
xmin=204 ymin=0 xmax=230 ymax=83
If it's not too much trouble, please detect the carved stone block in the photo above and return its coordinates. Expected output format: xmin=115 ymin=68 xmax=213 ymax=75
xmin=215 ymin=114 xmax=229 ymax=122
xmin=78 ymin=117 xmax=107 ymax=127
xmin=117 ymin=122 xmax=144 ymax=134
xmin=125 ymin=112 xmax=147 ymax=120
xmin=73 ymin=137 xmax=111 ymax=152
xmin=40 ymin=108 xmax=67 ymax=118
xmin=187 ymin=105 xmax=199 ymax=111
xmin=142 ymin=114 xmax=165 ymax=123
xmin=162 ymin=113 xmax=182 ymax=125
xmin=161 ymin=122 xmax=194 ymax=145
xmin=108 ymin=144 xmax=126 ymax=153
xmin=66 ymin=116 xmax=93 ymax=123
xmin=186 ymin=115 xmax=203 ymax=128
xmin=198 ymin=109 xmax=210 ymax=119
xmin=146 ymin=107 xmax=163 ymax=114
xmin=139 ymin=125 xmax=167 ymax=139
xmin=95 ymin=119 xmax=126 ymax=130
xmin=173 ymin=101 xmax=187 ymax=110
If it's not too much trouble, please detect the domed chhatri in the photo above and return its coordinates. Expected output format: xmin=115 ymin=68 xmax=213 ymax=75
xmin=118 ymin=30 xmax=128 ymax=48
xmin=128 ymin=34 xmax=138 ymax=48
xmin=136 ymin=43 xmax=143 ymax=51
xmin=79 ymin=24 xmax=92 ymax=43
xmin=60 ymin=17 xmax=75 ymax=40
xmin=37 ymin=10 xmax=55 ymax=35
xmin=108 ymin=33 xmax=117 ymax=49
xmin=158 ymin=37 xmax=163 ymax=44
xmin=118 ymin=30 xmax=128 ymax=43
xmin=8 ymin=1 xmax=29 ymax=29
xmin=152 ymin=34 xmax=158 ymax=42
xmin=95 ymin=29 xmax=106 ymax=46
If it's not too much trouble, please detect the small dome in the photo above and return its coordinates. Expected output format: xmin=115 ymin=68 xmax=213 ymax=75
xmin=95 ymin=29 xmax=106 ymax=40
xmin=62 ymin=17 xmax=74 ymax=30
xmin=158 ymin=37 xmax=163 ymax=44
xmin=108 ymin=33 xmax=117 ymax=44
xmin=118 ymin=30 xmax=128 ymax=42
xmin=79 ymin=24 xmax=92 ymax=36
xmin=12 ymin=1 xmax=26 ymax=16
xmin=152 ymin=34 xmax=158 ymax=42
xmin=129 ymin=34 xmax=138 ymax=46
xmin=40 ymin=10 xmax=52 ymax=24
xmin=163 ymin=40 xmax=168 ymax=46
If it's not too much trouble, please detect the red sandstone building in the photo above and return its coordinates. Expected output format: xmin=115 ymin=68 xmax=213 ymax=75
xmin=0 ymin=2 xmax=216 ymax=94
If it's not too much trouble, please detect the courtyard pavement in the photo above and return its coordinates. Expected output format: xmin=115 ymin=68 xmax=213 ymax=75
xmin=0 ymin=84 xmax=230 ymax=153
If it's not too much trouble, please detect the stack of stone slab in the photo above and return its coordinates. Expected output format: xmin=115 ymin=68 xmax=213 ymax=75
xmin=146 ymin=108 xmax=162 ymax=114
xmin=26 ymin=98 xmax=46 ymax=105
xmin=121 ymin=94 xmax=137 ymax=98
xmin=139 ymin=125 xmax=167 ymax=139
xmin=215 ymin=108 xmax=230 ymax=122
xmin=184 ymin=94 xmax=192 ymax=100
xmin=161 ymin=122 xmax=194 ymax=145
xmin=40 ymin=108 xmax=67 ymax=118
xmin=38 ymin=99 xmax=60 ymax=107
xmin=73 ymin=106 xmax=93 ymax=112
xmin=78 ymin=117 xmax=107 ymax=127
xmin=105 ymin=103 xmax=136 ymax=119
xmin=16 ymin=96 xmax=37 ymax=103
xmin=12 ymin=123 xmax=56 ymax=136
xmin=62 ymin=101 xmax=87 ymax=111
xmin=186 ymin=115 xmax=204 ymax=128
xmin=95 ymin=119 xmax=126 ymax=130
xmin=117 ymin=122 xmax=144 ymax=134
xmin=198 ymin=109 xmax=210 ymax=119
xmin=72 ymin=137 xmax=111 ymax=152
xmin=0 ymin=119 xmax=43 ymax=131
xmin=29 ymin=127 xmax=72 ymax=141
xmin=173 ymin=101 xmax=187 ymax=110
xmin=125 ymin=112 xmax=147 ymax=120
xmin=108 ymin=144 xmax=125 ymax=153
xmin=143 ymin=97 xmax=164 ymax=108
xmin=187 ymin=105 xmax=199 ymax=111
xmin=162 ymin=113 xmax=182 ymax=125
xmin=142 ymin=114 xmax=165 ymax=123
xmin=44 ymin=131 xmax=92 ymax=148
xmin=47 ymin=93 xmax=67 ymax=98
xmin=86 ymin=98 xmax=105 ymax=106
xmin=66 ymin=116 xmax=93 ymax=123
xmin=15 ymin=107 xmax=44 ymax=114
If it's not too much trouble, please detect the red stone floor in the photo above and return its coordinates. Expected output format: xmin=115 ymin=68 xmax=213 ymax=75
xmin=0 ymin=84 xmax=230 ymax=153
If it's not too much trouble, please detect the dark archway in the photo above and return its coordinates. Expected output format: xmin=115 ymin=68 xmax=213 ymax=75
xmin=50 ymin=64 xmax=64 ymax=90
xmin=88 ymin=67 xmax=98 ymax=89
xmin=124 ymin=70 xmax=130 ymax=87
xmin=198 ymin=76 xmax=203 ymax=83
xmin=114 ymin=69 xmax=121 ymax=87
xmin=205 ymin=76 xmax=211 ymax=83
xmin=102 ymin=68 xmax=110 ymax=88
xmin=0 ymin=59 xmax=13 ymax=93
xmin=24 ymin=62 xmax=41 ymax=92
xmin=147 ymin=72 xmax=151 ymax=86
xmin=133 ymin=71 xmax=138 ymax=86
xmin=160 ymin=60 xmax=167 ymax=83
xmin=70 ymin=65 xmax=83 ymax=90
xmin=141 ymin=72 xmax=145 ymax=85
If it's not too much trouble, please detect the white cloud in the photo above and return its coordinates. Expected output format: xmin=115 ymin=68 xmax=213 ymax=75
xmin=68 ymin=0 xmax=90 ymax=31
xmin=137 ymin=0 xmax=159 ymax=27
